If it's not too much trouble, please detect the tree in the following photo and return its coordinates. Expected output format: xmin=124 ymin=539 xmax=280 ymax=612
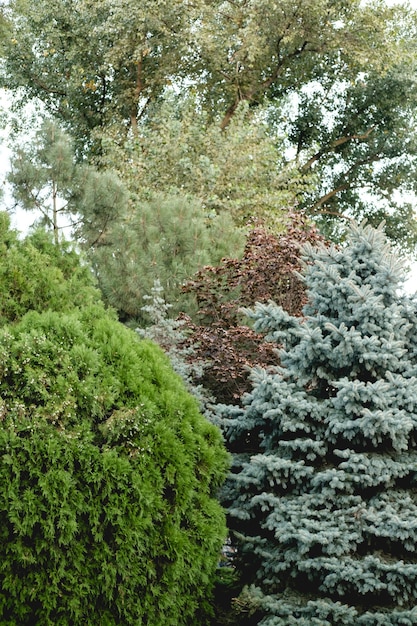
xmin=7 ymin=117 xmax=245 ymax=322
xmin=181 ymin=212 xmax=326 ymax=404
xmin=191 ymin=1 xmax=417 ymax=246
xmin=104 ymin=96 xmax=311 ymax=230
xmin=137 ymin=279 xmax=215 ymax=418
xmin=91 ymin=193 xmax=245 ymax=323
xmin=287 ymin=69 xmax=417 ymax=248
xmin=2 ymin=0 xmax=417 ymax=250
xmin=3 ymin=0 xmax=407 ymax=143
xmin=7 ymin=119 xmax=127 ymax=245
xmin=218 ymin=222 xmax=417 ymax=624
xmin=0 ymin=216 xmax=229 ymax=625
xmin=0 ymin=0 xmax=195 ymax=154
xmin=192 ymin=0 xmax=400 ymax=126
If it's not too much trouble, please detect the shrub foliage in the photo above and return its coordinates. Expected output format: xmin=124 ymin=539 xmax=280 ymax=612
xmin=0 ymin=217 xmax=228 ymax=625
xmin=0 ymin=214 xmax=100 ymax=325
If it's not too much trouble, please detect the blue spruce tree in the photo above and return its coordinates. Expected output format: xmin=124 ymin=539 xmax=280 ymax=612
xmin=219 ymin=222 xmax=417 ymax=625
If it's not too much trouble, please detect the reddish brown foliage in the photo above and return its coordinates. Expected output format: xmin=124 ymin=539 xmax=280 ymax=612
xmin=182 ymin=212 xmax=326 ymax=404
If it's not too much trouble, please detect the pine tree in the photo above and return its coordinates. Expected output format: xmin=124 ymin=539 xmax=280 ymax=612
xmin=7 ymin=120 xmax=127 ymax=246
xmin=219 ymin=222 xmax=417 ymax=625
xmin=91 ymin=193 xmax=244 ymax=323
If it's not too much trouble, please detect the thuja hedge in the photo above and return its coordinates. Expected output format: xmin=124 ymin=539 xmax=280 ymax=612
xmin=0 ymin=214 xmax=100 ymax=325
xmin=0 ymin=303 xmax=229 ymax=624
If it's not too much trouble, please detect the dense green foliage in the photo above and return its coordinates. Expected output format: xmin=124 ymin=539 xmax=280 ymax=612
xmin=0 ymin=212 xmax=99 ymax=324
xmin=0 ymin=218 xmax=229 ymax=625
xmin=7 ymin=122 xmax=245 ymax=322
xmin=91 ymin=193 xmax=244 ymax=323
xmin=1 ymin=1 xmax=417 ymax=620
xmin=103 ymin=98 xmax=311 ymax=229
xmin=218 ymin=223 xmax=417 ymax=624
xmin=2 ymin=0 xmax=417 ymax=247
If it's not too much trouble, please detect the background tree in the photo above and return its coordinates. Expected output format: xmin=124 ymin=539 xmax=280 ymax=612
xmin=91 ymin=193 xmax=244 ymax=323
xmin=0 ymin=0 xmax=195 ymax=154
xmin=286 ymin=68 xmax=417 ymax=247
xmin=2 ymin=0 xmax=417 ymax=249
xmin=191 ymin=1 xmax=417 ymax=244
xmin=8 ymin=120 xmax=76 ymax=243
xmin=181 ymin=212 xmax=326 ymax=404
xmin=7 ymin=117 xmax=245 ymax=323
xmin=218 ymin=222 xmax=417 ymax=624
xmin=103 ymin=96 xmax=312 ymax=230
xmin=3 ymin=0 xmax=404 ymax=144
xmin=0 ymin=215 xmax=229 ymax=625
xmin=193 ymin=0 xmax=394 ymax=122
xmin=8 ymin=119 xmax=127 ymax=245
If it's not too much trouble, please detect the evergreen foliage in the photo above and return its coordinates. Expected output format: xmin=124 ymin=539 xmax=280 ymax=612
xmin=218 ymin=222 xmax=417 ymax=625
xmin=137 ymin=280 xmax=215 ymax=417
xmin=0 ymin=219 xmax=229 ymax=625
xmin=7 ymin=120 xmax=127 ymax=246
xmin=0 ymin=212 xmax=100 ymax=324
xmin=91 ymin=193 xmax=244 ymax=323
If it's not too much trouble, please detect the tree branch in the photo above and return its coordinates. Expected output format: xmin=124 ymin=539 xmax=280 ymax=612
xmin=31 ymin=74 xmax=67 ymax=97
xmin=301 ymin=126 xmax=377 ymax=173
xmin=130 ymin=55 xmax=144 ymax=135
xmin=307 ymin=148 xmax=382 ymax=213
xmin=308 ymin=184 xmax=350 ymax=213
xmin=219 ymin=39 xmax=316 ymax=130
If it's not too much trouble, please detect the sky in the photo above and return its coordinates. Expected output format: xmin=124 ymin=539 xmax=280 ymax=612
xmin=1 ymin=0 xmax=417 ymax=292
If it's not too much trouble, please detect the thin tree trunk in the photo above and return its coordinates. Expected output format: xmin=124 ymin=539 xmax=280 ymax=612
xmin=130 ymin=56 xmax=144 ymax=135
xmin=52 ymin=178 xmax=59 ymax=245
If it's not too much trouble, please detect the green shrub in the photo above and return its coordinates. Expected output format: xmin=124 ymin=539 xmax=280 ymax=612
xmin=0 ymin=213 xmax=100 ymax=325
xmin=0 ymin=220 xmax=229 ymax=625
